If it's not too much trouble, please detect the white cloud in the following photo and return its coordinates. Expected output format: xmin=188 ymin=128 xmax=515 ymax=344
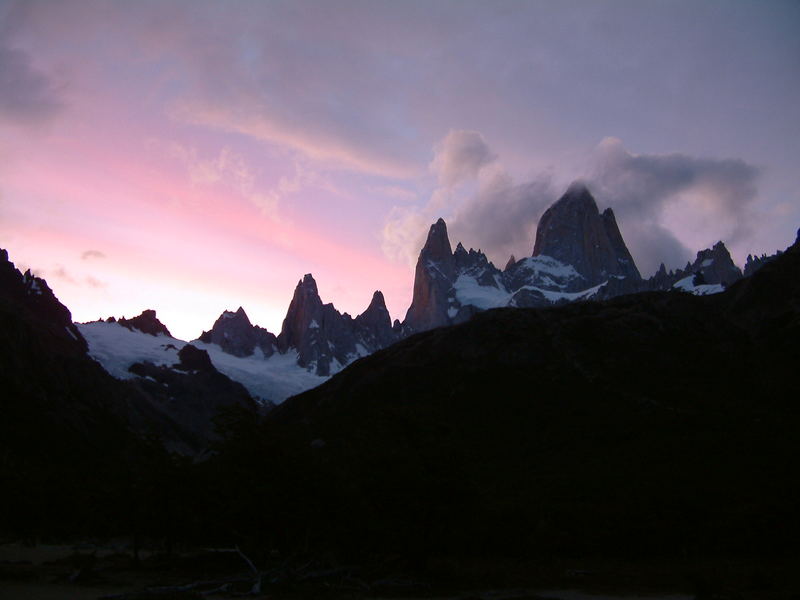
xmin=430 ymin=129 xmax=496 ymax=188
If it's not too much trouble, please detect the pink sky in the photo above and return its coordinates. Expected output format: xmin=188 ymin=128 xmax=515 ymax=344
xmin=2 ymin=1 xmax=798 ymax=340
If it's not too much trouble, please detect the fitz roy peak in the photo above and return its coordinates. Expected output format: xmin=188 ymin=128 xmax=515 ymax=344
xmin=533 ymin=181 xmax=641 ymax=286
xmin=402 ymin=182 xmax=645 ymax=335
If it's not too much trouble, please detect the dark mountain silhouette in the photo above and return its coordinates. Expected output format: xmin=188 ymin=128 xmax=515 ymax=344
xmin=0 ymin=249 xmax=257 ymax=457
xmin=257 ymin=230 xmax=800 ymax=560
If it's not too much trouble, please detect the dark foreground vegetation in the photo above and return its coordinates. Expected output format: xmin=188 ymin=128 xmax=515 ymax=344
xmin=1 ymin=235 xmax=799 ymax=597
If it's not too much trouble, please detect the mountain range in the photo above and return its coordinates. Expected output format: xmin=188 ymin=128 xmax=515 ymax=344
xmin=72 ymin=182 xmax=767 ymax=403
xmin=0 ymin=179 xmax=791 ymax=463
xmin=2 ymin=180 xmax=799 ymax=590
xmin=2 ymin=181 xmax=785 ymax=445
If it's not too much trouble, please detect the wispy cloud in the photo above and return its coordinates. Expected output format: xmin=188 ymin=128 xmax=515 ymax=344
xmin=383 ymin=132 xmax=764 ymax=276
xmin=588 ymin=137 xmax=761 ymax=273
xmin=81 ymin=249 xmax=106 ymax=260
xmin=430 ymin=130 xmax=496 ymax=188
xmin=172 ymin=101 xmax=420 ymax=179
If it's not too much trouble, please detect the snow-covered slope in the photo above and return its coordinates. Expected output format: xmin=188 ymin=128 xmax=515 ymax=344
xmin=673 ymin=276 xmax=725 ymax=296
xmin=78 ymin=321 xmax=327 ymax=404
xmin=450 ymin=268 xmax=605 ymax=315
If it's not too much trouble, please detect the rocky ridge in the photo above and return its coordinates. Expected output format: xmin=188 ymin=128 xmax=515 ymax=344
xmin=193 ymin=269 xmax=398 ymax=377
xmin=648 ymin=240 xmax=743 ymax=292
xmin=117 ymin=309 xmax=172 ymax=337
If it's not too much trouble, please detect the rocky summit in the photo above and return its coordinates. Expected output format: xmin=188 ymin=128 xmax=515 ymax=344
xmin=403 ymin=218 xmax=457 ymax=333
xmin=647 ymin=240 xmax=743 ymax=292
xmin=532 ymin=181 xmax=641 ymax=286
xmin=198 ymin=306 xmax=277 ymax=358
xmin=118 ymin=309 xmax=173 ymax=337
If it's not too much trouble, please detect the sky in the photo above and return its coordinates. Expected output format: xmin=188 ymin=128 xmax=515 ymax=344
xmin=1 ymin=0 xmax=798 ymax=340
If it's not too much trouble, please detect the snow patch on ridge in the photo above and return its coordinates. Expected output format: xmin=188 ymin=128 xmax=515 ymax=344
xmin=514 ymin=255 xmax=583 ymax=289
xmin=79 ymin=321 xmax=180 ymax=379
xmin=453 ymin=274 xmax=509 ymax=310
xmin=77 ymin=321 xmax=327 ymax=404
xmin=673 ymin=276 xmax=724 ymax=296
xmin=528 ymin=281 xmax=606 ymax=302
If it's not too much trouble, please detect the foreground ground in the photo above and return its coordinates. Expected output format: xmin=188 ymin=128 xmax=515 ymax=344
xmin=1 ymin=541 xmax=798 ymax=600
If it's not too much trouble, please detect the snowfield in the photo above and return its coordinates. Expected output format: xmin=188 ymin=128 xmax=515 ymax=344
xmin=77 ymin=321 xmax=327 ymax=404
xmin=673 ymin=275 xmax=725 ymax=296
xmin=452 ymin=267 xmax=605 ymax=313
xmin=513 ymin=255 xmax=584 ymax=289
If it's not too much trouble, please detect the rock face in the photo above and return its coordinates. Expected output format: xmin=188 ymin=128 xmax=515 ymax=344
xmin=275 ymin=274 xmax=398 ymax=376
xmin=354 ymin=291 xmax=395 ymax=349
xmin=692 ymin=242 xmax=742 ymax=286
xmin=532 ymin=181 xmax=641 ymax=287
xmin=118 ymin=309 xmax=172 ymax=337
xmin=403 ymin=218 xmax=456 ymax=334
xmin=198 ymin=306 xmax=277 ymax=358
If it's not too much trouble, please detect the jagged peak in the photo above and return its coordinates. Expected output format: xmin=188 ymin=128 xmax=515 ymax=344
xmin=296 ymin=273 xmax=320 ymax=295
xmin=505 ymin=255 xmax=517 ymax=271
xmin=697 ymin=241 xmax=734 ymax=263
xmin=421 ymin=217 xmax=452 ymax=260
xmin=357 ymin=290 xmax=390 ymax=324
xmin=119 ymin=309 xmax=172 ymax=338
xmin=369 ymin=290 xmax=387 ymax=308
xmin=218 ymin=305 xmax=251 ymax=325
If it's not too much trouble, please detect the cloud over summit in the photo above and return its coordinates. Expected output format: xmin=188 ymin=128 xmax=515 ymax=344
xmin=384 ymin=132 xmax=764 ymax=278
xmin=588 ymin=137 xmax=761 ymax=274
